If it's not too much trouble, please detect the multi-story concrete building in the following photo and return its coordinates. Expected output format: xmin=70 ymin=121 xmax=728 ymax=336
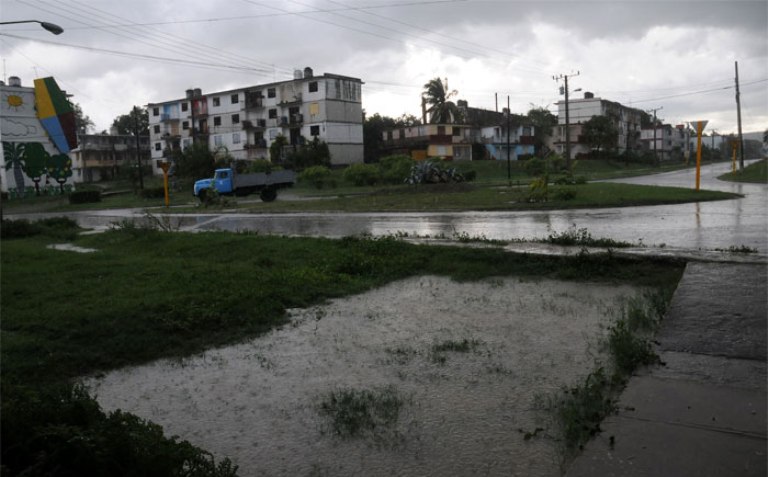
xmin=70 ymin=131 xmax=151 ymax=182
xmin=381 ymin=123 xmax=474 ymax=161
xmin=554 ymin=92 xmax=644 ymax=159
xmin=639 ymin=124 xmax=688 ymax=161
xmin=147 ymin=67 xmax=363 ymax=174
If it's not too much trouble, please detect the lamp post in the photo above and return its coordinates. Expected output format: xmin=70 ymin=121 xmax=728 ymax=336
xmin=0 ymin=20 xmax=64 ymax=35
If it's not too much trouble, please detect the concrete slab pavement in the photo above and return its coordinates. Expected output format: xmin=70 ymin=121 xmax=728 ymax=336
xmin=566 ymin=261 xmax=767 ymax=477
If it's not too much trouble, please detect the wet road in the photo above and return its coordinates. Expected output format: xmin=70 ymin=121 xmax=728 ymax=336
xmin=10 ymin=160 xmax=767 ymax=254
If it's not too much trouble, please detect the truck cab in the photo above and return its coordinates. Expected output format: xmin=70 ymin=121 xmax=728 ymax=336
xmin=194 ymin=168 xmax=234 ymax=198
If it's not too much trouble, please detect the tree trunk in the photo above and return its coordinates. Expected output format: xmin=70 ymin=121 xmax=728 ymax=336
xmin=13 ymin=163 xmax=25 ymax=196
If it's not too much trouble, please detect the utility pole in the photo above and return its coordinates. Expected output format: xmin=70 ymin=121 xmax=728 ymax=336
xmin=735 ymin=61 xmax=745 ymax=170
xmin=554 ymin=71 xmax=579 ymax=170
xmin=646 ymin=106 xmax=663 ymax=165
xmin=711 ymin=129 xmax=716 ymax=160
xmin=133 ymin=106 xmax=144 ymax=190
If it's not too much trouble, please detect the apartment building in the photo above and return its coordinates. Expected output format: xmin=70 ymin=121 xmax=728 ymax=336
xmin=147 ymin=67 xmax=363 ymax=174
xmin=70 ymin=132 xmax=151 ymax=182
xmin=639 ymin=124 xmax=688 ymax=161
xmin=554 ymin=92 xmax=644 ymax=159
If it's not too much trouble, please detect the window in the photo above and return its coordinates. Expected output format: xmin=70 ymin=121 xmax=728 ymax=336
xmin=152 ymin=107 xmax=159 ymax=116
xmin=232 ymin=132 xmax=241 ymax=144
xmin=181 ymin=102 xmax=188 ymax=112
xmin=267 ymin=88 xmax=276 ymax=98
xmin=182 ymin=121 xmax=189 ymax=130
xmin=182 ymin=138 xmax=191 ymax=150
xmin=154 ymin=142 xmax=162 ymax=151
xmin=310 ymin=125 xmax=320 ymax=136
xmin=212 ymin=97 xmax=221 ymax=107
xmin=231 ymin=94 xmax=239 ymax=104
xmin=452 ymin=127 xmax=460 ymax=137
xmin=308 ymin=81 xmax=318 ymax=93
xmin=232 ymin=114 xmax=240 ymax=124
xmin=268 ymin=109 xmax=277 ymax=119
xmin=153 ymin=125 xmax=160 ymax=134
xmin=213 ymin=116 xmax=221 ymax=126
xmin=214 ymin=135 xmax=223 ymax=146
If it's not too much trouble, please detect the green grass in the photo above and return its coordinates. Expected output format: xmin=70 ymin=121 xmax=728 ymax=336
xmin=2 ymin=228 xmax=684 ymax=385
xmin=717 ymin=158 xmax=768 ymax=183
xmin=318 ymin=386 xmax=406 ymax=439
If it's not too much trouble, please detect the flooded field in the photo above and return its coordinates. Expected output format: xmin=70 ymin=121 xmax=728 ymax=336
xmin=87 ymin=276 xmax=640 ymax=476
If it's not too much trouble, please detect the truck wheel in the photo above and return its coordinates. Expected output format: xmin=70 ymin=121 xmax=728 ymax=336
xmin=260 ymin=187 xmax=277 ymax=202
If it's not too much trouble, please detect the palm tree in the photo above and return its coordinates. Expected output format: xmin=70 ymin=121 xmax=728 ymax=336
xmin=422 ymin=77 xmax=461 ymax=124
xmin=3 ymin=141 xmax=27 ymax=195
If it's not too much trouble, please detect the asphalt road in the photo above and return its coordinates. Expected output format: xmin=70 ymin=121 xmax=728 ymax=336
xmin=8 ymin=160 xmax=768 ymax=255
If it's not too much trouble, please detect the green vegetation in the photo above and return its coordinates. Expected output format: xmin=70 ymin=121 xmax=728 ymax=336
xmin=717 ymin=159 xmax=768 ymax=183
xmin=542 ymin=288 xmax=675 ymax=459
xmin=318 ymin=386 xmax=406 ymax=439
xmin=541 ymin=225 xmax=635 ymax=248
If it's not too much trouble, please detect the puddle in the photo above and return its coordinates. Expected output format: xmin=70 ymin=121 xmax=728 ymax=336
xmin=86 ymin=276 xmax=639 ymax=476
xmin=47 ymin=243 xmax=98 ymax=253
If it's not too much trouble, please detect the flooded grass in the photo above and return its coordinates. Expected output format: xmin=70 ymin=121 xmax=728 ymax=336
xmin=318 ymin=385 xmax=407 ymax=440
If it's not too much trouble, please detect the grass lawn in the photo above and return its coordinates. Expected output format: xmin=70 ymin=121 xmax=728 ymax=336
xmin=0 ymin=223 xmax=685 ymax=475
xmin=717 ymin=158 xmax=768 ymax=183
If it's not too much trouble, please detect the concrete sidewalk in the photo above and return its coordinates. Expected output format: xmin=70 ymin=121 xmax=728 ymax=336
xmin=567 ymin=261 xmax=767 ymax=477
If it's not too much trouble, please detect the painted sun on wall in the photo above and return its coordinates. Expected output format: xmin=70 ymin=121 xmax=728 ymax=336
xmin=1 ymin=77 xmax=78 ymax=197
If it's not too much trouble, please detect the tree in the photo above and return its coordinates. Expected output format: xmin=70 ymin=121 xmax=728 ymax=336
xmin=174 ymin=142 xmax=216 ymax=180
xmin=46 ymin=153 xmax=73 ymax=193
xmin=22 ymin=143 xmax=50 ymax=195
xmin=270 ymin=134 xmax=289 ymax=163
xmin=72 ymin=102 xmax=94 ymax=135
xmin=112 ymin=106 xmax=149 ymax=136
xmin=526 ymin=107 xmax=558 ymax=155
xmin=3 ymin=142 xmax=26 ymax=194
xmin=583 ymin=115 xmax=619 ymax=155
xmin=422 ymin=77 xmax=460 ymax=124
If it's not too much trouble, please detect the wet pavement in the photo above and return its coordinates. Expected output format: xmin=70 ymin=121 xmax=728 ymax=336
xmin=7 ymin=161 xmax=767 ymax=256
xmin=566 ymin=262 xmax=767 ymax=477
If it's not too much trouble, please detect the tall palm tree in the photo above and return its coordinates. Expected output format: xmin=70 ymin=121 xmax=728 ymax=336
xmin=3 ymin=142 xmax=27 ymax=194
xmin=422 ymin=77 xmax=461 ymax=124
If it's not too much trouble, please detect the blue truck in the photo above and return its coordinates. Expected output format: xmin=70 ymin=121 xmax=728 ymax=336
xmin=193 ymin=168 xmax=296 ymax=202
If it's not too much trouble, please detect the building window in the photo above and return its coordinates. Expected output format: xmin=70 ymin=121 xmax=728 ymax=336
xmin=231 ymin=94 xmax=239 ymax=104
xmin=181 ymin=102 xmax=188 ymax=112
xmin=213 ymin=116 xmax=221 ymax=126
xmin=309 ymin=81 xmax=318 ymax=93
xmin=232 ymin=114 xmax=240 ymax=124
xmin=268 ymin=109 xmax=277 ymax=119
xmin=182 ymin=121 xmax=189 ymax=130
xmin=232 ymin=132 xmax=241 ymax=144
xmin=182 ymin=138 xmax=191 ymax=150
xmin=154 ymin=142 xmax=162 ymax=151
xmin=214 ymin=135 xmax=223 ymax=147
xmin=310 ymin=125 xmax=320 ymax=136
xmin=452 ymin=127 xmax=460 ymax=137
xmin=267 ymin=88 xmax=276 ymax=98
xmin=152 ymin=107 xmax=159 ymax=116
xmin=212 ymin=97 xmax=221 ymax=107
xmin=153 ymin=125 xmax=160 ymax=134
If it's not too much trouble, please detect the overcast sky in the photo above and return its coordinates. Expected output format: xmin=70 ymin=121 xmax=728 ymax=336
xmin=1 ymin=0 xmax=766 ymax=135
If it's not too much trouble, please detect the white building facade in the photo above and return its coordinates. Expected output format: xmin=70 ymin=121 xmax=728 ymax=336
xmin=147 ymin=67 xmax=363 ymax=174
xmin=554 ymin=92 xmax=644 ymax=159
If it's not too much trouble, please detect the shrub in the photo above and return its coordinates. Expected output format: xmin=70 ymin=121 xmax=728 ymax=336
xmin=69 ymin=190 xmax=101 ymax=204
xmin=379 ymin=154 xmax=414 ymax=184
xmin=406 ymin=160 xmax=464 ymax=185
xmin=523 ymin=157 xmax=546 ymax=176
xmin=1 ymin=383 xmax=238 ymax=476
xmin=247 ymin=159 xmax=275 ymax=173
xmin=462 ymin=170 xmax=477 ymax=182
xmin=299 ymin=165 xmax=335 ymax=189
xmin=343 ymin=163 xmax=380 ymax=186
xmin=1 ymin=217 xmax=80 ymax=240
xmin=552 ymin=188 xmax=577 ymax=201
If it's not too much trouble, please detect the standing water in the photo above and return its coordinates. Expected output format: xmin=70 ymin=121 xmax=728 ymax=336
xmin=87 ymin=276 xmax=640 ymax=476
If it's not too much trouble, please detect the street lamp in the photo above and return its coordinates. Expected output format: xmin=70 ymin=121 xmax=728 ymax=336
xmin=0 ymin=20 xmax=64 ymax=35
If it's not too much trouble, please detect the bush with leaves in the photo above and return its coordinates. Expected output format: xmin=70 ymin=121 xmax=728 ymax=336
xmin=378 ymin=154 xmax=414 ymax=184
xmin=343 ymin=163 xmax=380 ymax=186
xmin=247 ymin=159 xmax=275 ymax=173
xmin=299 ymin=165 xmax=335 ymax=189
xmin=1 ymin=382 xmax=238 ymax=477
xmin=285 ymin=137 xmax=331 ymax=170
xmin=523 ymin=156 xmax=546 ymax=176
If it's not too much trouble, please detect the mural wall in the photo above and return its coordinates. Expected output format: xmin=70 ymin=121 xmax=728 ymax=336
xmin=0 ymin=77 xmax=77 ymax=197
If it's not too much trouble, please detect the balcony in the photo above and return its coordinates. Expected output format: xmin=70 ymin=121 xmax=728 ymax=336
xmin=278 ymin=93 xmax=302 ymax=106
xmin=242 ymin=119 xmax=267 ymax=130
xmin=245 ymin=92 xmax=264 ymax=109
xmin=160 ymin=113 xmax=180 ymax=122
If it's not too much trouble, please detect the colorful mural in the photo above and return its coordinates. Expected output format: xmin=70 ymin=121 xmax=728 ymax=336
xmin=1 ymin=77 xmax=78 ymax=197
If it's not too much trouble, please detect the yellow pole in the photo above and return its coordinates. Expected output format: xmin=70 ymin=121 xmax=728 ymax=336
xmin=695 ymin=122 xmax=703 ymax=191
xmin=159 ymin=162 xmax=170 ymax=207
xmin=731 ymin=142 xmax=737 ymax=173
